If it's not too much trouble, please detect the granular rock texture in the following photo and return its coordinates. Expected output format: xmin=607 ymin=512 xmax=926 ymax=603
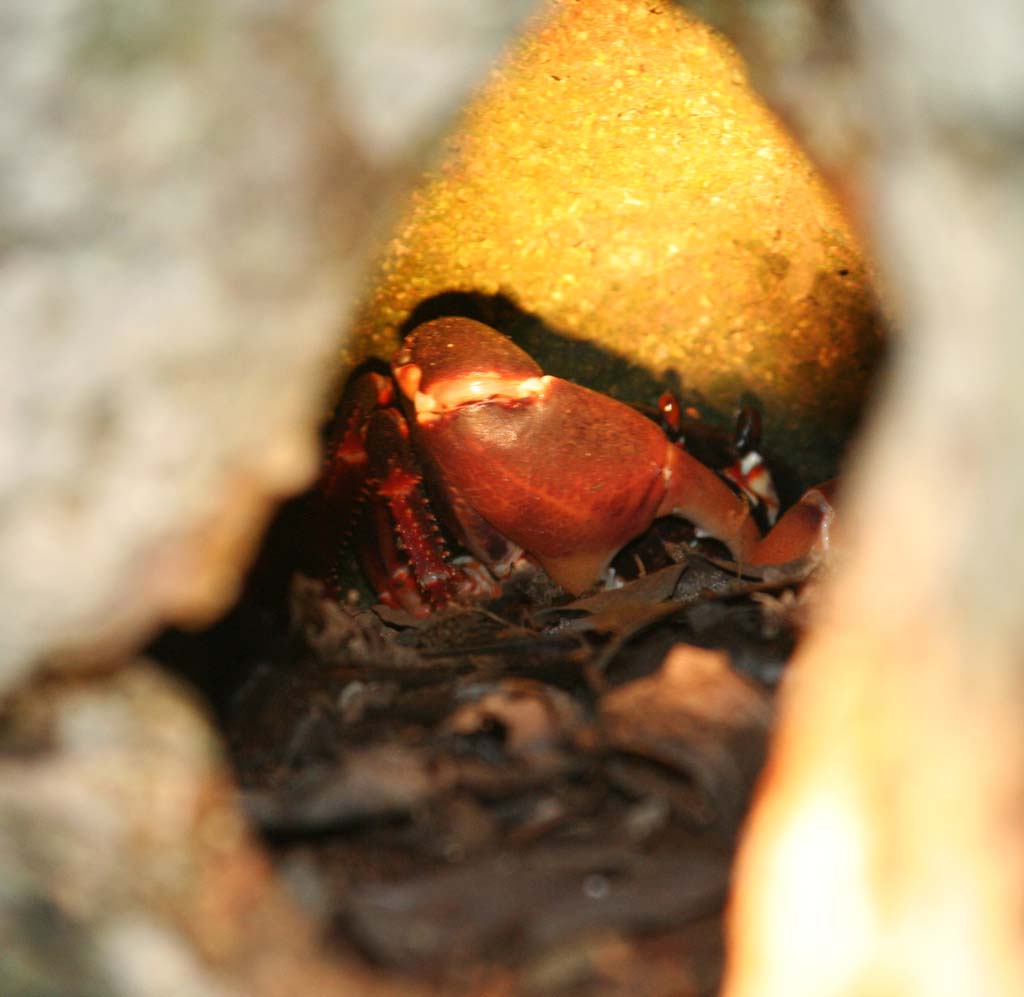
xmin=352 ymin=0 xmax=881 ymax=484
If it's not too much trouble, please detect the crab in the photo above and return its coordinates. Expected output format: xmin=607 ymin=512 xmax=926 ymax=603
xmin=317 ymin=316 xmax=836 ymax=616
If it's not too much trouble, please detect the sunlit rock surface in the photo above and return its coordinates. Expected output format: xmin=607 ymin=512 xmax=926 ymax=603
xmin=352 ymin=0 xmax=881 ymax=485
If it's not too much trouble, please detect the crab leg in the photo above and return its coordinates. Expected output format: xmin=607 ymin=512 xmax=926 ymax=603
xmin=320 ymin=372 xmax=393 ymax=508
xmin=317 ymin=371 xmax=394 ymax=548
xmin=354 ymin=500 xmax=437 ymax=616
xmin=309 ymin=371 xmax=396 ymax=590
xmin=656 ymin=441 xmax=763 ymax=560
xmin=721 ymin=406 xmax=781 ymax=525
xmin=363 ymin=408 xmax=462 ymax=611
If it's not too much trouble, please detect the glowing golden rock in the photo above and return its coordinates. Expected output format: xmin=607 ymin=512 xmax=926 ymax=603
xmin=351 ymin=0 xmax=881 ymax=481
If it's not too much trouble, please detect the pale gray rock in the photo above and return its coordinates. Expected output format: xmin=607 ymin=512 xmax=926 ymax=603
xmin=0 ymin=662 xmax=385 ymax=996
xmin=0 ymin=0 xmax=533 ymax=689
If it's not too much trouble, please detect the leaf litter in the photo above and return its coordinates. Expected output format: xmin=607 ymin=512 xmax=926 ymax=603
xmin=212 ymin=545 xmax=823 ymax=995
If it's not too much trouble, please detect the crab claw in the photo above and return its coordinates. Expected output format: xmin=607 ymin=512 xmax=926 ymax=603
xmin=394 ymin=318 xmax=763 ymax=594
xmin=393 ymin=316 xmax=548 ymax=425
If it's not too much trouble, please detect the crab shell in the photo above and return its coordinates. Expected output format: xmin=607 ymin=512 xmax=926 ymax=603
xmin=391 ymin=317 xmax=767 ymax=595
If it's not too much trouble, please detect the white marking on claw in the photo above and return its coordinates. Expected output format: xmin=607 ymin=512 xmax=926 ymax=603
xmin=516 ymin=376 xmax=550 ymax=397
xmin=414 ymin=390 xmax=440 ymax=419
xmin=412 ymin=372 xmax=550 ymax=416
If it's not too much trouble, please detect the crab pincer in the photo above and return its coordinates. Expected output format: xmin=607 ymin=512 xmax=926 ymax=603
xmin=321 ymin=316 xmax=836 ymax=613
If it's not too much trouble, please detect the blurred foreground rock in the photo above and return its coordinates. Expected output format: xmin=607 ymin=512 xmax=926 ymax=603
xmin=0 ymin=1 xmax=528 ymax=993
xmin=0 ymin=0 xmax=531 ymax=690
xmin=717 ymin=1 xmax=1024 ymax=994
xmin=0 ymin=663 xmax=411 ymax=996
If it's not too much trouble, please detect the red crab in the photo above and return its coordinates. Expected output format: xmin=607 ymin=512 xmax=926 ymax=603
xmin=318 ymin=317 xmax=836 ymax=616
